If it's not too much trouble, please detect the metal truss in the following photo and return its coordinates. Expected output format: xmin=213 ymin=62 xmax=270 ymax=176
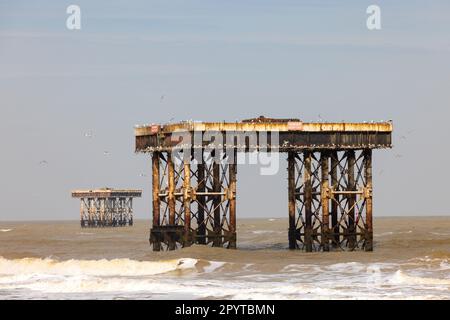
xmin=79 ymin=197 xmax=134 ymax=227
xmin=288 ymin=150 xmax=373 ymax=251
xmin=150 ymin=148 xmax=373 ymax=252
xmin=150 ymin=150 xmax=237 ymax=251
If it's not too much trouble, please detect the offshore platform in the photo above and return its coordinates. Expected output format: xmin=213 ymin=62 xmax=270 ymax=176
xmin=135 ymin=116 xmax=393 ymax=252
xmin=72 ymin=188 xmax=142 ymax=227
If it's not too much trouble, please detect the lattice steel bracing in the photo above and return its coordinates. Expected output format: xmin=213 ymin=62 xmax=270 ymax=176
xmin=72 ymin=189 xmax=141 ymax=228
xmin=150 ymin=150 xmax=237 ymax=251
xmin=288 ymin=149 xmax=373 ymax=251
xmin=78 ymin=197 xmax=135 ymax=227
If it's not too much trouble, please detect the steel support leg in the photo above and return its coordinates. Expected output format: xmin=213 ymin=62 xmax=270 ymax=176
xmin=151 ymin=152 xmax=161 ymax=251
xmin=183 ymin=160 xmax=191 ymax=247
xmin=167 ymin=152 xmax=176 ymax=250
xmin=197 ymin=153 xmax=206 ymax=245
xmin=321 ymin=152 xmax=330 ymax=251
xmin=212 ymin=156 xmax=222 ymax=247
xmin=304 ymin=151 xmax=313 ymax=252
xmin=228 ymin=149 xmax=237 ymax=249
xmin=347 ymin=150 xmax=356 ymax=250
xmin=288 ymin=152 xmax=297 ymax=249
xmin=330 ymin=151 xmax=339 ymax=247
xmin=364 ymin=149 xmax=373 ymax=251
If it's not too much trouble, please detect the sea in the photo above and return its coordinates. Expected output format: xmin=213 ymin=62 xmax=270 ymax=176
xmin=0 ymin=217 xmax=449 ymax=300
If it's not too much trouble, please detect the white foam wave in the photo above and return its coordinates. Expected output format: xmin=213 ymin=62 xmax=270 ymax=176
xmin=375 ymin=230 xmax=412 ymax=237
xmin=202 ymin=261 xmax=226 ymax=273
xmin=251 ymin=230 xmax=282 ymax=235
xmin=1 ymin=257 xmax=450 ymax=299
xmin=430 ymin=232 xmax=450 ymax=236
xmin=0 ymin=257 xmax=198 ymax=278
xmin=0 ymin=229 xmax=12 ymax=233
xmin=324 ymin=262 xmax=367 ymax=273
xmin=391 ymin=270 xmax=450 ymax=286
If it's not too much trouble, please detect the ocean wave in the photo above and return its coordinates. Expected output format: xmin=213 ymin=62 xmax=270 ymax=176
xmin=0 ymin=257 xmax=228 ymax=296
xmin=0 ymin=256 xmax=222 ymax=278
xmin=391 ymin=270 xmax=450 ymax=286
xmin=0 ymin=229 xmax=12 ymax=233
xmin=430 ymin=232 xmax=450 ymax=236
xmin=251 ymin=230 xmax=283 ymax=235
xmin=375 ymin=230 xmax=413 ymax=237
xmin=1 ymin=256 xmax=450 ymax=299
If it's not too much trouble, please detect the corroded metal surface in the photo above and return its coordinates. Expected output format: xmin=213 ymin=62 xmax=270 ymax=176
xmin=135 ymin=117 xmax=393 ymax=153
xmin=288 ymin=150 xmax=374 ymax=251
xmin=149 ymin=151 xmax=237 ymax=251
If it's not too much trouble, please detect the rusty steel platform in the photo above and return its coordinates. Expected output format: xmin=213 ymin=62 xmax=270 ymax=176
xmin=135 ymin=116 xmax=392 ymax=153
xmin=135 ymin=116 xmax=393 ymax=252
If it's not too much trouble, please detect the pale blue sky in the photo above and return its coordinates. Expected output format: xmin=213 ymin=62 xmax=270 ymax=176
xmin=1 ymin=1 xmax=449 ymax=220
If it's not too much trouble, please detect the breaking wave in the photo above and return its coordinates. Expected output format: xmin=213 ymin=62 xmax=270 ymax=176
xmin=0 ymin=256 xmax=224 ymax=278
xmin=391 ymin=270 xmax=450 ymax=286
xmin=0 ymin=256 xmax=449 ymax=299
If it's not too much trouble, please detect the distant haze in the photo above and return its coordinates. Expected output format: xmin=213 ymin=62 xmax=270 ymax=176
xmin=1 ymin=1 xmax=449 ymax=220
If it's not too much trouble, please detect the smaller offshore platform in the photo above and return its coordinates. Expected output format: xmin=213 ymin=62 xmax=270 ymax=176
xmin=71 ymin=188 xmax=142 ymax=227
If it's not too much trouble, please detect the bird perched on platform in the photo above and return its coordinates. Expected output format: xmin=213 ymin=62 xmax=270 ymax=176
xmin=318 ymin=114 xmax=324 ymax=122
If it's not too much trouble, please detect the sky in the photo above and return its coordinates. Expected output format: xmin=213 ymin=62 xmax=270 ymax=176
xmin=0 ymin=0 xmax=449 ymax=220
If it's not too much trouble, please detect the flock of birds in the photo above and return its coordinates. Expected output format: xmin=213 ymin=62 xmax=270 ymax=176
xmin=37 ymin=95 xmax=172 ymax=179
xmin=37 ymin=107 xmax=409 ymax=178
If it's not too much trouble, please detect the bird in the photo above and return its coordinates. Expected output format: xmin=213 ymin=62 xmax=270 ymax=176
xmin=39 ymin=160 xmax=48 ymax=166
xmin=103 ymin=151 xmax=110 ymax=156
xmin=400 ymin=135 xmax=407 ymax=140
xmin=139 ymin=173 xmax=147 ymax=177
xmin=160 ymin=95 xmax=165 ymax=102
xmin=84 ymin=130 xmax=93 ymax=138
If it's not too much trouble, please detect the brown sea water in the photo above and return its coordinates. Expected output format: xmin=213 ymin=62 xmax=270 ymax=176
xmin=0 ymin=217 xmax=449 ymax=299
